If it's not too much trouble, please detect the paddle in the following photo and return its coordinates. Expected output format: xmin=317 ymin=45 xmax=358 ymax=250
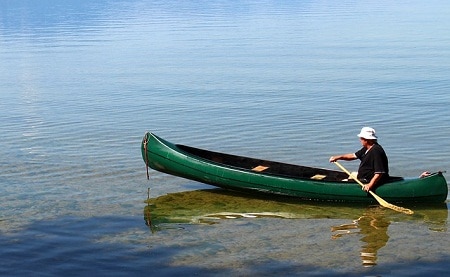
xmin=333 ymin=161 xmax=414 ymax=215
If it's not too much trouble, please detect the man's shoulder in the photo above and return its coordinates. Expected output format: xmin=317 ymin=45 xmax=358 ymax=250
xmin=372 ymin=144 xmax=388 ymax=157
xmin=373 ymin=143 xmax=385 ymax=151
xmin=355 ymin=147 xmax=366 ymax=157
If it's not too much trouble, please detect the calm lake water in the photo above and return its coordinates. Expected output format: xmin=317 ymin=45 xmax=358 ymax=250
xmin=1 ymin=0 xmax=449 ymax=276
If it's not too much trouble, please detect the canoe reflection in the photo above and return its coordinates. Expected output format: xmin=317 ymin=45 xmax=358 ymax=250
xmin=144 ymin=188 xmax=447 ymax=265
xmin=144 ymin=188 xmax=447 ymax=222
xmin=143 ymin=188 xmax=378 ymax=227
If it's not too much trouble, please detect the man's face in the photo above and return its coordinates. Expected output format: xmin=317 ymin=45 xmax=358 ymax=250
xmin=359 ymin=137 xmax=369 ymax=147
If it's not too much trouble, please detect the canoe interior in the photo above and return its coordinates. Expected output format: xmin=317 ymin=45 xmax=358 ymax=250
xmin=176 ymin=144 xmax=404 ymax=183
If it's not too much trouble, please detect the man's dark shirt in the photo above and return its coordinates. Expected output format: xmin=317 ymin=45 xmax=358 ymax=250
xmin=355 ymin=143 xmax=389 ymax=184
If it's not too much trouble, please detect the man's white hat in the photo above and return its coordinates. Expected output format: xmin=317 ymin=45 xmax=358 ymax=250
xmin=357 ymin=127 xmax=378 ymax=140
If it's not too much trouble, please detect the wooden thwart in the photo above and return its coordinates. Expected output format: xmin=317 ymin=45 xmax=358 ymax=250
xmin=310 ymin=174 xmax=326 ymax=180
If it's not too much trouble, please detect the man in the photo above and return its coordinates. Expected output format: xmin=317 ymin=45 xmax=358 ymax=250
xmin=329 ymin=127 xmax=389 ymax=192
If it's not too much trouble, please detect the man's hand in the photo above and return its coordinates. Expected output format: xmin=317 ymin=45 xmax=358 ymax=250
xmin=362 ymin=184 xmax=371 ymax=192
xmin=420 ymin=171 xmax=431 ymax=178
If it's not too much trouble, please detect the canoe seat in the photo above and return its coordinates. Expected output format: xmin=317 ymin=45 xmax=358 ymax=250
xmin=252 ymin=165 xmax=269 ymax=172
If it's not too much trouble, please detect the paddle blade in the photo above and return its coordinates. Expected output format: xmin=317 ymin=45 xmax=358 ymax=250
xmin=333 ymin=162 xmax=414 ymax=215
xmin=369 ymin=192 xmax=414 ymax=215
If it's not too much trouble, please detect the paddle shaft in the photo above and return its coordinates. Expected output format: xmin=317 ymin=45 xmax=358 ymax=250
xmin=333 ymin=161 xmax=366 ymax=188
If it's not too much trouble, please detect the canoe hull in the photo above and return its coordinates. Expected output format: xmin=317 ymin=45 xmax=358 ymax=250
xmin=141 ymin=132 xmax=448 ymax=204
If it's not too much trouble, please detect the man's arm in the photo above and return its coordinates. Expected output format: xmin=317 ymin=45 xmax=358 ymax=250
xmin=362 ymin=173 xmax=383 ymax=192
xmin=329 ymin=153 xmax=357 ymax=163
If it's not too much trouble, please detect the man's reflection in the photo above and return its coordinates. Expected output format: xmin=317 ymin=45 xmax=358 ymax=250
xmin=331 ymin=207 xmax=389 ymax=267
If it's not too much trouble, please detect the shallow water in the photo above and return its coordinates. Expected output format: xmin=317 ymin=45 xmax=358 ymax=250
xmin=1 ymin=0 xmax=449 ymax=276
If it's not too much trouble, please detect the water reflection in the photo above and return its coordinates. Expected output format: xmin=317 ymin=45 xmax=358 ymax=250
xmin=144 ymin=188 xmax=448 ymax=266
xmin=143 ymin=188 xmax=368 ymax=227
xmin=331 ymin=207 xmax=389 ymax=267
xmin=330 ymin=203 xmax=448 ymax=267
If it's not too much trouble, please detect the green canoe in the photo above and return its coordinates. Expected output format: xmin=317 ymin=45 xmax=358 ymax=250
xmin=141 ymin=132 xmax=448 ymax=204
